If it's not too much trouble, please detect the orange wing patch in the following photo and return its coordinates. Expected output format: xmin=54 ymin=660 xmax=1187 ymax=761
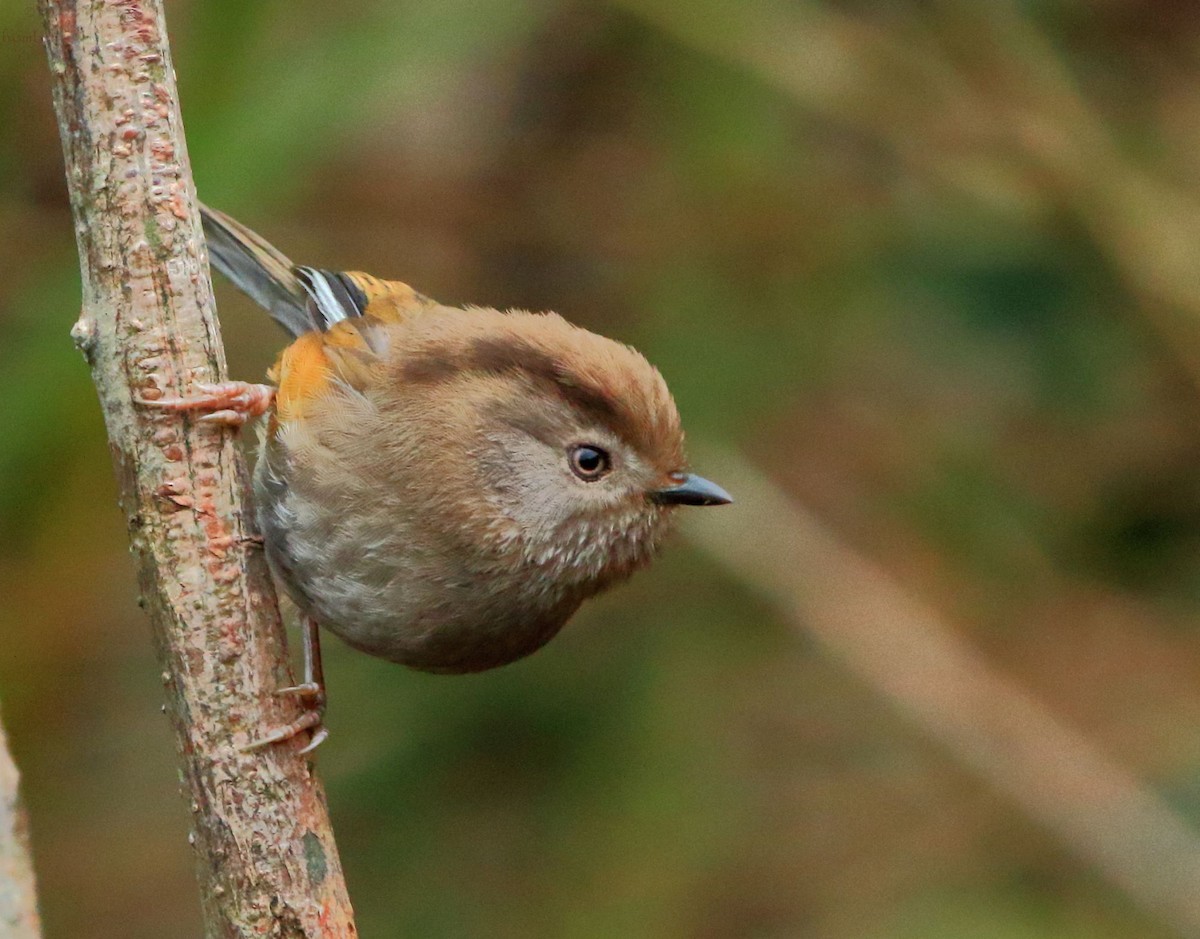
xmin=344 ymin=272 xmax=434 ymax=324
xmin=269 ymin=318 xmax=386 ymax=423
xmin=269 ymin=332 xmax=332 ymax=422
xmin=270 ymin=273 xmax=437 ymax=424
xmin=322 ymin=318 xmax=374 ymax=352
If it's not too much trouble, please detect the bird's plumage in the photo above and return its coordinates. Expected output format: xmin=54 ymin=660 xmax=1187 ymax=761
xmin=194 ymin=203 xmax=726 ymax=676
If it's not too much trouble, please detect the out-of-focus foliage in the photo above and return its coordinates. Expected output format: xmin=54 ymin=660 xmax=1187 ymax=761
xmin=4 ymin=1 xmax=1200 ymax=937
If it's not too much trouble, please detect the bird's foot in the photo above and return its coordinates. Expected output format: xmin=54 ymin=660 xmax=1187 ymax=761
xmin=241 ymin=684 xmax=328 ymax=755
xmin=139 ymin=381 xmax=275 ymax=427
xmin=277 ymin=681 xmax=326 ymax=708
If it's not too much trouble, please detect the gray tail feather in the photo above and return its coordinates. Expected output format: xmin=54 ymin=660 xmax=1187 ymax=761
xmin=200 ymin=203 xmax=314 ymax=338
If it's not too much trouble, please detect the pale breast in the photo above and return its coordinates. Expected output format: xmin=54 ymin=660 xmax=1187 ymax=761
xmin=252 ymin=439 xmax=579 ymax=673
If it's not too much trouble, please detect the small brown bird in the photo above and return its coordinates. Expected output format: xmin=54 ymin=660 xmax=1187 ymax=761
xmin=150 ymin=205 xmax=731 ymax=751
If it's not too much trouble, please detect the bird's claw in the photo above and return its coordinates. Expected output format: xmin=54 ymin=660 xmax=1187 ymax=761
xmin=241 ymin=683 xmax=328 ymax=753
xmin=138 ymin=381 xmax=275 ymax=427
xmin=239 ymin=708 xmax=328 ymax=754
xmin=241 ymin=616 xmax=328 ymax=755
xmin=277 ymin=682 xmax=326 ymax=708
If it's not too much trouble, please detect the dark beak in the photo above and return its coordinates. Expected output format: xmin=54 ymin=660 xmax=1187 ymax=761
xmin=650 ymin=473 xmax=733 ymax=507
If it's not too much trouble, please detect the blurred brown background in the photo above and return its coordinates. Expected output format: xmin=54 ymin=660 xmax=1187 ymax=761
xmin=6 ymin=1 xmax=1200 ymax=936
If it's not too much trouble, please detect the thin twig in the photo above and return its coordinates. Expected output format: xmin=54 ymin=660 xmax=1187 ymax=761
xmin=37 ymin=2 xmax=356 ymax=934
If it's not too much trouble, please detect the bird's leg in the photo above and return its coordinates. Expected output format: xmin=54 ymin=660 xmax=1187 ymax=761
xmin=139 ymin=381 xmax=275 ymax=427
xmin=279 ymin=614 xmax=326 ymax=708
xmin=241 ymin=615 xmax=329 ymax=754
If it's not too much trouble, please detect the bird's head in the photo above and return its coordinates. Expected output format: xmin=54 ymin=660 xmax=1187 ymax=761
xmin=389 ymin=307 xmax=731 ymax=591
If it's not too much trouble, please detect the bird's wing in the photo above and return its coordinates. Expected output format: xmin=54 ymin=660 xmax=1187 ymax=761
xmin=200 ymin=203 xmax=442 ymax=421
xmin=200 ymin=203 xmax=313 ymax=337
xmin=270 ymin=276 xmax=438 ymax=423
xmin=202 ymin=203 xmax=437 ymax=338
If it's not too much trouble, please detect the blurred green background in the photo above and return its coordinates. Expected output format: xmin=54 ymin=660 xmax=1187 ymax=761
xmin=6 ymin=0 xmax=1200 ymax=936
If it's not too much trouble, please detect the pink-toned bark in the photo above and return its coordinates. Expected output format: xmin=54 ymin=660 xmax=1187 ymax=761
xmin=38 ymin=2 xmax=356 ymax=934
xmin=0 ymin=707 xmax=40 ymax=939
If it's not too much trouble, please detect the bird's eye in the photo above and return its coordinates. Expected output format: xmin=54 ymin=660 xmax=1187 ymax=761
xmin=568 ymin=444 xmax=611 ymax=481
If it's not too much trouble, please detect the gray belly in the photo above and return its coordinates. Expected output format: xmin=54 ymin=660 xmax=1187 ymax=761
xmin=253 ymin=458 xmax=579 ymax=673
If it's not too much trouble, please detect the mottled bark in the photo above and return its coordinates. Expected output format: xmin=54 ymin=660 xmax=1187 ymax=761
xmin=38 ymin=2 xmax=356 ymax=935
xmin=0 ymin=706 xmax=40 ymax=939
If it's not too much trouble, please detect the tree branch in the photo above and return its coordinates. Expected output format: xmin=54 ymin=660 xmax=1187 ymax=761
xmin=38 ymin=2 xmax=356 ymax=934
xmin=0 ymin=706 xmax=40 ymax=939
